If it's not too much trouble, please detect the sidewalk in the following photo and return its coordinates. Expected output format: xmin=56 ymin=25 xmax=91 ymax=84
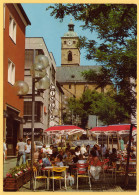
xmin=3 ymin=157 xmax=17 ymax=178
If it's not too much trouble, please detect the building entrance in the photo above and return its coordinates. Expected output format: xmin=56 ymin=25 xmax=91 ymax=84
xmin=6 ymin=108 xmax=20 ymax=156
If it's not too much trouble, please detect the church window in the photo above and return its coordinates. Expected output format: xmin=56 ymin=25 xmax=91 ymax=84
xmin=69 ymin=84 xmax=71 ymax=89
xmin=64 ymin=41 xmax=66 ymax=44
xmin=68 ymin=51 xmax=72 ymax=61
xmin=73 ymin=41 xmax=76 ymax=44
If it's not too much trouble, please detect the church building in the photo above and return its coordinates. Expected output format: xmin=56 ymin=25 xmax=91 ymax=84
xmin=56 ymin=19 xmax=112 ymax=99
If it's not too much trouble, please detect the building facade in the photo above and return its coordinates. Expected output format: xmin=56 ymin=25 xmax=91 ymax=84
xmin=3 ymin=3 xmax=31 ymax=156
xmin=23 ymin=37 xmax=63 ymax=143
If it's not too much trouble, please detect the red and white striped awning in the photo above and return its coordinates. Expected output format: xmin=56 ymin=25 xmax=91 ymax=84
xmin=90 ymin=124 xmax=137 ymax=135
xmin=44 ymin=125 xmax=85 ymax=136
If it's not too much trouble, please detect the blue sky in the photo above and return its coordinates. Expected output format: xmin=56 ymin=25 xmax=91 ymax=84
xmin=22 ymin=3 xmax=101 ymax=67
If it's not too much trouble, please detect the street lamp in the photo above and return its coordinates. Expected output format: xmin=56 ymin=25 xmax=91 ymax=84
xmin=13 ymin=54 xmax=50 ymax=190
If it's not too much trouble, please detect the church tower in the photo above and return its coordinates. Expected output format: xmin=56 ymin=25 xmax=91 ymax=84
xmin=61 ymin=19 xmax=80 ymax=66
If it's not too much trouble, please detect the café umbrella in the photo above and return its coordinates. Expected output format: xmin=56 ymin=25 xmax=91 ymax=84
xmin=90 ymin=124 xmax=137 ymax=148
xmin=44 ymin=125 xmax=85 ymax=136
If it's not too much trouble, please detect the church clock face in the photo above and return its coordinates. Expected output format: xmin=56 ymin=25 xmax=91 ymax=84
xmin=67 ymin=40 xmax=72 ymax=46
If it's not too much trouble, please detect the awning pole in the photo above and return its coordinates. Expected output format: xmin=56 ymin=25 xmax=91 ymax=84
xmin=97 ymin=134 xmax=98 ymax=144
xmin=124 ymin=124 xmax=134 ymax=187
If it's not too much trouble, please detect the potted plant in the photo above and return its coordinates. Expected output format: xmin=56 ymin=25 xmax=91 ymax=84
xmin=4 ymin=163 xmax=31 ymax=191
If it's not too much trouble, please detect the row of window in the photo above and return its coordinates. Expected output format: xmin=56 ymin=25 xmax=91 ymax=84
xmin=7 ymin=14 xmax=16 ymax=85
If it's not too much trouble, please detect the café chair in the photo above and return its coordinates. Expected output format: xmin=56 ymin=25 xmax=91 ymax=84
xmin=48 ymin=167 xmax=67 ymax=191
xmin=76 ymin=163 xmax=91 ymax=190
xmin=33 ymin=166 xmax=48 ymax=191
xmin=114 ymin=164 xmax=125 ymax=184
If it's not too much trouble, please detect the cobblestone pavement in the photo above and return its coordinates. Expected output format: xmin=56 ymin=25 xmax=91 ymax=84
xmin=3 ymin=158 xmax=136 ymax=192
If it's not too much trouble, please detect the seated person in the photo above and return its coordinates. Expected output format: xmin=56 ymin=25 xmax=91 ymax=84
xmin=63 ymin=148 xmax=70 ymax=159
xmin=55 ymin=155 xmax=64 ymax=167
xmin=38 ymin=152 xmax=43 ymax=164
xmin=75 ymin=146 xmax=81 ymax=156
xmin=46 ymin=145 xmax=53 ymax=155
xmin=41 ymin=144 xmax=47 ymax=154
xmin=105 ymin=149 xmax=110 ymax=159
xmin=76 ymin=154 xmax=87 ymax=172
xmin=109 ymin=148 xmax=117 ymax=166
xmin=51 ymin=147 xmax=59 ymax=159
xmin=77 ymin=154 xmax=87 ymax=164
xmin=34 ymin=148 xmax=40 ymax=162
xmin=90 ymin=150 xmax=102 ymax=180
xmin=85 ymin=145 xmax=90 ymax=156
xmin=42 ymin=153 xmax=51 ymax=167
xmin=80 ymin=144 xmax=87 ymax=155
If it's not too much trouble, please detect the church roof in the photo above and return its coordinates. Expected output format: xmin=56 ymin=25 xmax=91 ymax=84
xmin=63 ymin=18 xmax=78 ymax=37
xmin=56 ymin=66 xmax=102 ymax=83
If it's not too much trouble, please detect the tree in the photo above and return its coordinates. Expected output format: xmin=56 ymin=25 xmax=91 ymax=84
xmin=67 ymin=89 xmax=129 ymax=127
xmin=46 ymin=4 xmax=137 ymax=118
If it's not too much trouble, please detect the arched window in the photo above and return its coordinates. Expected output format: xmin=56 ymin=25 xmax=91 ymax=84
xmin=68 ymin=51 xmax=72 ymax=61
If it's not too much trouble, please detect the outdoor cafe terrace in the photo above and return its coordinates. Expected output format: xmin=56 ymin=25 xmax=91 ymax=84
xmin=3 ymin=124 xmax=137 ymax=191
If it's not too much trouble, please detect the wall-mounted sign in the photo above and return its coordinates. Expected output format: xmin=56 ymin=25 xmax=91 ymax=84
xmin=49 ymin=84 xmax=56 ymax=123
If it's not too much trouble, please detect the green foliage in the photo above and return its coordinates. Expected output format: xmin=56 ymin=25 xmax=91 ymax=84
xmin=66 ymin=89 xmax=129 ymax=127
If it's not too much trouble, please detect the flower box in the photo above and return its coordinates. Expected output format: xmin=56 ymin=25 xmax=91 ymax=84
xmin=24 ymin=170 xmax=32 ymax=184
xmin=4 ymin=175 xmax=24 ymax=191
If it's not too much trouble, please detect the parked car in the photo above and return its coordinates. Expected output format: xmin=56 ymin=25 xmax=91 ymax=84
xmin=35 ymin=141 xmax=43 ymax=150
xmin=72 ymin=140 xmax=96 ymax=148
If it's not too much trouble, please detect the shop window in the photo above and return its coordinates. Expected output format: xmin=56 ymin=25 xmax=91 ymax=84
xmin=8 ymin=59 xmax=15 ymax=85
xmin=9 ymin=16 xmax=16 ymax=43
xmin=68 ymin=51 xmax=72 ymax=61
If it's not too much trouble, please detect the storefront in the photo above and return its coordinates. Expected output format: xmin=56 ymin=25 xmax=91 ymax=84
xmin=5 ymin=107 xmax=23 ymax=156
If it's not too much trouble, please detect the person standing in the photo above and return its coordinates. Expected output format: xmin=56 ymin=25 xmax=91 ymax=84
xmin=25 ymin=139 xmax=31 ymax=161
xmin=101 ymin=144 xmax=106 ymax=158
xmin=16 ymin=138 xmax=26 ymax=166
xmin=119 ymin=137 xmax=124 ymax=151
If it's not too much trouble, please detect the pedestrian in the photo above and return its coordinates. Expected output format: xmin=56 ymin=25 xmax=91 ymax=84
xmin=3 ymin=139 xmax=7 ymax=163
xmin=25 ymin=139 xmax=31 ymax=161
xmin=16 ymin=138 xmax=26 ymax=166
xmin=25 ymin=135 xmax=29 ymax=143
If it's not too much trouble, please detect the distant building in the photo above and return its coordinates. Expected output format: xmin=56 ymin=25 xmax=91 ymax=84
xmin=56 ymin=19 xmax=112 ymax=99
xmin=3 ymin=3 xmax=31 ymax=156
